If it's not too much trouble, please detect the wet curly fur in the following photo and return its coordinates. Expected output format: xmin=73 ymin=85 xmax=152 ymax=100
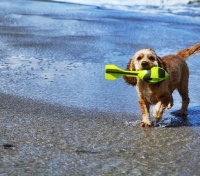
xmin=124 ymin=44 xmax=200 ymax=127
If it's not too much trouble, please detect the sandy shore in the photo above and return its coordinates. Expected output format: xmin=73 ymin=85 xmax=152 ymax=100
xmin=0 ymin=93 xmax=132 ymax=175
xmin=0 ymin=93 xmax=200 ymax=175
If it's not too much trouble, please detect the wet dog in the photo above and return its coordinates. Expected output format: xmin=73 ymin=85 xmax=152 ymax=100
xmin=124 ymin=44 xmax=200 ymax=127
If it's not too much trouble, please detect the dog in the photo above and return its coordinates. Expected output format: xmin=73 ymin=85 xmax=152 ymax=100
xmin=124 ymin=44 xmax=200 ymax=127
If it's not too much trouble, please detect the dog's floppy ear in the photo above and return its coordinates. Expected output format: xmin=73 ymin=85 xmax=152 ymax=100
xmin=123 ymin=58 xmax=137 ymax=86
xmin=157 ymin=56 xmax=166 ymax=69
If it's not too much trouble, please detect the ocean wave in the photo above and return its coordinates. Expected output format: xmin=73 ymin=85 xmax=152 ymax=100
xmin=53 ymin=0 xmax=198 ymax=6
xmin=51 ymin=0 xmax=200 ymax=17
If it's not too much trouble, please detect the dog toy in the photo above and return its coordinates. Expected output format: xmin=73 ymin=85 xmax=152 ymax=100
xmin=105 ymin=64 xmax=169 ymax=83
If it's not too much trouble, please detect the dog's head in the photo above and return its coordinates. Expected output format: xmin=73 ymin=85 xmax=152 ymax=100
xmin=132 ymin=48 xmax=159 ymax=70
xmin=124 ymin=48 xmax=164 ymax=86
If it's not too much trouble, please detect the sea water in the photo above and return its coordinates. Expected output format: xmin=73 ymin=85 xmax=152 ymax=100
xmin=0 ymin=0 xmax=199 ymax=114
xmin=54 ymin=0 xmax=200 ymax=16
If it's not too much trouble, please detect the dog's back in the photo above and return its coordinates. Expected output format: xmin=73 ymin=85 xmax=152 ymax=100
xmin=162 ymin=44 xmax=200 ymax=92
xmin=162 ymin=55 xmax=189 ymax=93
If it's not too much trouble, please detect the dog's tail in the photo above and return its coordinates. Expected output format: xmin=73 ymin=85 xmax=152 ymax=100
xmin=176 ymin=43 xmax=200 ymax=60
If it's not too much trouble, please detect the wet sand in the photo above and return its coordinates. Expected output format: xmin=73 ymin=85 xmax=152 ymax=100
xmin=1 ymin=93 xmax=200 ymax=175
xmin=0 ymin=0 xmax=200 ymax=175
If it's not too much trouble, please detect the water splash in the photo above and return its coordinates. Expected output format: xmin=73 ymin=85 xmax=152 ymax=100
xmin=124 ymin=120 xmax=141 ymax=126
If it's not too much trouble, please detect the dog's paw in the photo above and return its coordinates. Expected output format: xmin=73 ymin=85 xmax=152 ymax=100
xmin=139 ymin=122 xmax=153 ymax=128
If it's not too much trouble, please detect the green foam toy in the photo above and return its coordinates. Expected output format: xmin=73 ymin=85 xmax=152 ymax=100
xmin=105 ymin=64 xmax=169 ymax=83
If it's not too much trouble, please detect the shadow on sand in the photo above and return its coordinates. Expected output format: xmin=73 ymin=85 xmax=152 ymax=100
xmin=156 ymin=106 xmax=200 ymax=127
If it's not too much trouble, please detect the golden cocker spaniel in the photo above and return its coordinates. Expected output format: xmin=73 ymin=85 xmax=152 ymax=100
xmin=124 ymin=44 xmax=200 ymax=127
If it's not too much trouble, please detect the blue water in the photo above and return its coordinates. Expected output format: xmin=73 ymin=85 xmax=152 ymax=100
xmin=0 ymin=0 xmax=200 ymax=115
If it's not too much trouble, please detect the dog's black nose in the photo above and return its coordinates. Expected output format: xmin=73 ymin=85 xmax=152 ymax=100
xmin=141 ymin=61 xmax=149 ymax=68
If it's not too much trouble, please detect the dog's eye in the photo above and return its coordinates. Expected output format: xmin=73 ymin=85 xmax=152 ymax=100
xmin=137 ymin=56 xmax=142 ymax=61
xmin=149 ymin=56 xmax=155 ymax=61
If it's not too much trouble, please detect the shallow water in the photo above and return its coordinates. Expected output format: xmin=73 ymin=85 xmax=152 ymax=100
xmin=0 ymin=0 xmax=200 ymax=175
xmin=0 ymin=0 xmax=200 ymax=113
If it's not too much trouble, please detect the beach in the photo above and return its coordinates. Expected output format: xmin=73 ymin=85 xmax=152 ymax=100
xmin=1 ymin=94 xmax=200 ymax=175
xmin=0 ymin=0 xmax=200 ymax=175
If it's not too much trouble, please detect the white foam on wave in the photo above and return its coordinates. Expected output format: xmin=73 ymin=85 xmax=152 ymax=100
xmin=54 ymin=0 xmax=190 ymax=6
xmin=53 ymin=0 xmax=200 ymax=17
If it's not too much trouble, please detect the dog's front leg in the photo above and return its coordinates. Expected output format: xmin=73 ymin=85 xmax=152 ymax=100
xmin=153 ymin=101 xmax=165 ymax=122
xmin=138 ymin=98 xmax=152 ymax=127
xmin=153 ymin=94 xmax=172 ymax=122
